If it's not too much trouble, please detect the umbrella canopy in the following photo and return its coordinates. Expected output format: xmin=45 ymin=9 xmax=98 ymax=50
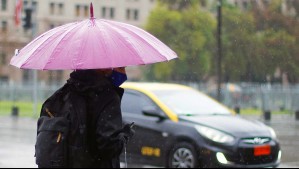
xmin=10 ymin=4 xmax=177 ymax=70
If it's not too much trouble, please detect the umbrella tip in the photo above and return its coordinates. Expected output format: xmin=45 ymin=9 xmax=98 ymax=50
xmin=90 ymin=2 xmax=94 ymax=19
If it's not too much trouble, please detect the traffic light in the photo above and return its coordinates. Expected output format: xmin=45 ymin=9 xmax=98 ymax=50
xmin=22 ymin=8 xmax=32 ymax=30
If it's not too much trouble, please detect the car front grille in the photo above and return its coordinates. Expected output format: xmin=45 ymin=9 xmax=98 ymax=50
xmin=236 ymin=147 xmax=278 ymax=165
xmin=225 ymin=143 xmax=279 ymax=165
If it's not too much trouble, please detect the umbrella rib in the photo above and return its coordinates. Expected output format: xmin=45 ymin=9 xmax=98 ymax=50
xmin=106 ymin=20 xmax=174 ymax=61
xmin=22 ymin=24 xmax=71 ymax=50
xmin=20 ymin=23 xmax=77 ymax=69
xmin=101 ymin=21 xmax=146 ymax=64
xmin=18 ymin=29 xmax=64 ymax=69
xmin=42 ymin=22 xmax=84 ymax=70
xmin=94 ymin=22 xmax=113 ymax=68
xmin=75 ymin=21 xmax=91 ymax=70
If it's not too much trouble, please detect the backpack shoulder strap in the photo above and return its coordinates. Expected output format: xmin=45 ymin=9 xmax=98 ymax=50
xmin=68 ymin=91 xmax=87 ymax=135
xmin=40 ymin=84 xmax=69 ymax=118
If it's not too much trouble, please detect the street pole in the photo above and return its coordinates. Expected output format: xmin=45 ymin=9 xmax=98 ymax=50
xmin=29 ymin=0 xmax=38 ymax=117
xmin=33 ymin=69 xmax=38 ymax=117
xmin=217 ymin=0 xmax=223 ymax=102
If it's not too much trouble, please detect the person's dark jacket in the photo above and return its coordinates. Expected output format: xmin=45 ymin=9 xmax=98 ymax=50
xmin=42 ymin=70 xmax=133 ymax=168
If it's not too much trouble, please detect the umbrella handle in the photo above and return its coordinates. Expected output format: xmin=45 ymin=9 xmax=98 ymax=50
xmin=90 ymin=3 xmax=94 ymax=19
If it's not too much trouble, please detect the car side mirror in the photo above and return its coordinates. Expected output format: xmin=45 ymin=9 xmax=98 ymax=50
xmin=142 ymin=106 xmax=166 ymax=120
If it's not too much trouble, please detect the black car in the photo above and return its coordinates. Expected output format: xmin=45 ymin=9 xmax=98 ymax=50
xmin=120 ymin=83 xmax=281 ymax=168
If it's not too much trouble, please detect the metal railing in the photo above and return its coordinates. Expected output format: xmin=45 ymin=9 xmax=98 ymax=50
xmin=0 ymin=82 xmax=299 ymax=113
xmin=182 ymin=82 xmax=299 ymax=112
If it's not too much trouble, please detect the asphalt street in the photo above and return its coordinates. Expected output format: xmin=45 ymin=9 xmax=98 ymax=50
xmin=0 ymin=114 xmax=298 ymax=168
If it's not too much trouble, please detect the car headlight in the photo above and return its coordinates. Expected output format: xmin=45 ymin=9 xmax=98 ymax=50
xmin=268 ymin=127 xmax=277 ymax=139
xmin=195 ymin=125 xmax=235 ymax=144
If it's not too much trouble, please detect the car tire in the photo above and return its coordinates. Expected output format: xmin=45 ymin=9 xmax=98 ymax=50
xmin=167 ymin=142 xmax=199 ymax=168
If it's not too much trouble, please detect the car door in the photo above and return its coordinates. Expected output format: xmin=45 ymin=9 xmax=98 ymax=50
xmin=121 ymin=89 xmax=171 ymax=165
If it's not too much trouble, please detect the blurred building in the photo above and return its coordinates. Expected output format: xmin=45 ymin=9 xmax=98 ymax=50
xmin=0 ymin=0 xmax=156 ymax=85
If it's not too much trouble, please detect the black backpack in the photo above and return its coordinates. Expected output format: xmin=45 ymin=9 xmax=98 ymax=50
xmin=35 ymin=85 xmax=93 ymax=168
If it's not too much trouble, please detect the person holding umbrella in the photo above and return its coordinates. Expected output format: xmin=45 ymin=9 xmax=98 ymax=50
xmin=35 ymin=67 xmax=134 ymax=168
xmin=11 ymin=3 xmax=177 ymax=168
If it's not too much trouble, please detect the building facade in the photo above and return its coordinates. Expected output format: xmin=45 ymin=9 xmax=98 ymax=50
xmin=0 ymin=0 xmax=156 ymax=85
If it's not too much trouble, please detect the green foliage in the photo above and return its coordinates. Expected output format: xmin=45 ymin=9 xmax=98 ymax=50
xmin=251 ymin=0 xmax=299 ymax=82
xmin=145 ymin=2 xmax=216 ymax=81
xmin=221 ymin=5 xmax=257 ymax=81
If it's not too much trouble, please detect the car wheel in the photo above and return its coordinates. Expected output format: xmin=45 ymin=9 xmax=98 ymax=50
xmin=167 ymin=142 xmax=199 ymax=168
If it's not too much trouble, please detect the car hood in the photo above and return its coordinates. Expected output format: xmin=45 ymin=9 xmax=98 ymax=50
xmin=180 ymin=115 xmax=271 ymax=138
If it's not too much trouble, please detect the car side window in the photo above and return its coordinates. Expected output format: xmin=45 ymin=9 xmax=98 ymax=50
xmin=121 ymin=90 xmax=158 ymax=115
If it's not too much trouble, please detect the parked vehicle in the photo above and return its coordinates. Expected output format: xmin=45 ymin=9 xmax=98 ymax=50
xmin=120 ymin=82 xmax=281 ymax=168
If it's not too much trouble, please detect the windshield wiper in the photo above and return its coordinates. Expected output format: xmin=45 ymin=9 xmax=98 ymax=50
xmin=209 ymin=113 xmax=230 ymax=116
xmin=177 ymin=113 xmax=201 ymax=117
xmin=178 ymin=113 xmax=230 ymax=117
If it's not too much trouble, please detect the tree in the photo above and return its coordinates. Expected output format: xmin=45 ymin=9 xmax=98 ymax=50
xmin=221 ymin=4 xmax=258 ymax=82
xmin=221 ymin=0 xmax=299 ymax=83
xmin=145 ymin=1 xmax=216 ymax=82
xmin=251 ymin=0 xmax=299 ymax=83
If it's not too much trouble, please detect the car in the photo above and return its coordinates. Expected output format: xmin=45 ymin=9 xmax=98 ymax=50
xmin=120 ymin=82 xmax=281 ymax=168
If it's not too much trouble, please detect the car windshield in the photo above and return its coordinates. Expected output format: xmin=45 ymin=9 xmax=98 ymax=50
xmin=152 ymin=89 xmax=231 ymax=116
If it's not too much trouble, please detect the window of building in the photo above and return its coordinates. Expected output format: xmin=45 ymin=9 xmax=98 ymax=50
xmin=110 ymin=8 xmax=115 ymax=19
xmin=235 ymin=1 xmax=238 ymax=6
xmin=23 ymin=0 xmax=28 ymax=8
xmin=126 ymin=9 xmax=131 ymax=20
xmin=50 ymin=3 xmax=55 ymax=15
xmin=23 ymin=0 xmax=37 ymax=10
xmin=0 ymin=52 xmax=6 ymax=65
xmin=1 ymin=0 xmax=7 ymax=11
xmin=58 ymin=3 xmax=64 ymax=15
xmin=102 ymin=7 xmax=106 ymax=18
xmin=75 ymin=5 xmax=80 ymax=17
xmin=84 ymin=5 xmax=88 ymax=17
xmin=126 ymin=9 xmax=139 ymax=21
xmin=200 ymin=0 xmax=207 ymax=7
xmin=243 ymin=1 xmax=249 ymax=9
xmin=1 ymin=21 xmax=7 ymax=32
xmin=134 ymin=9 xmax=139 ymax=20
xmin=32 ymin=1 xmax=38 ymax=12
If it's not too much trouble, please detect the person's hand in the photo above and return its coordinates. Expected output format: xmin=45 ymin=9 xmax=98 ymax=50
xmin=122 ymin=123 xmax=135 ymax=143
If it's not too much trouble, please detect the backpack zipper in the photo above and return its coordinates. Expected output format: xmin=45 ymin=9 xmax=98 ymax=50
xmin=46 ymin=108 xmax=54 ymax=118
xmin=57 ymin=132 xmax=62 ymax=143
xmin=46 ymin=108 xmax=62 ymax=143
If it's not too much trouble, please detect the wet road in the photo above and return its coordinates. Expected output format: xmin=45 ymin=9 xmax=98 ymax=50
xmin=0 ymin=115 xmax=298 ymax=168
xmin=0 ymin=117 xmax=37 ymax=168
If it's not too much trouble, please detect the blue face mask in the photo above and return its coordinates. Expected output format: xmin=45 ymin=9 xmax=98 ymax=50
xmin=110 ymin=70 xmax=128 ymax=87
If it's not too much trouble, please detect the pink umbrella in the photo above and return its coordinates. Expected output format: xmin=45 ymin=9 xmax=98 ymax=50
xmin=10 ymin=3 xmax=177 ymax=70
